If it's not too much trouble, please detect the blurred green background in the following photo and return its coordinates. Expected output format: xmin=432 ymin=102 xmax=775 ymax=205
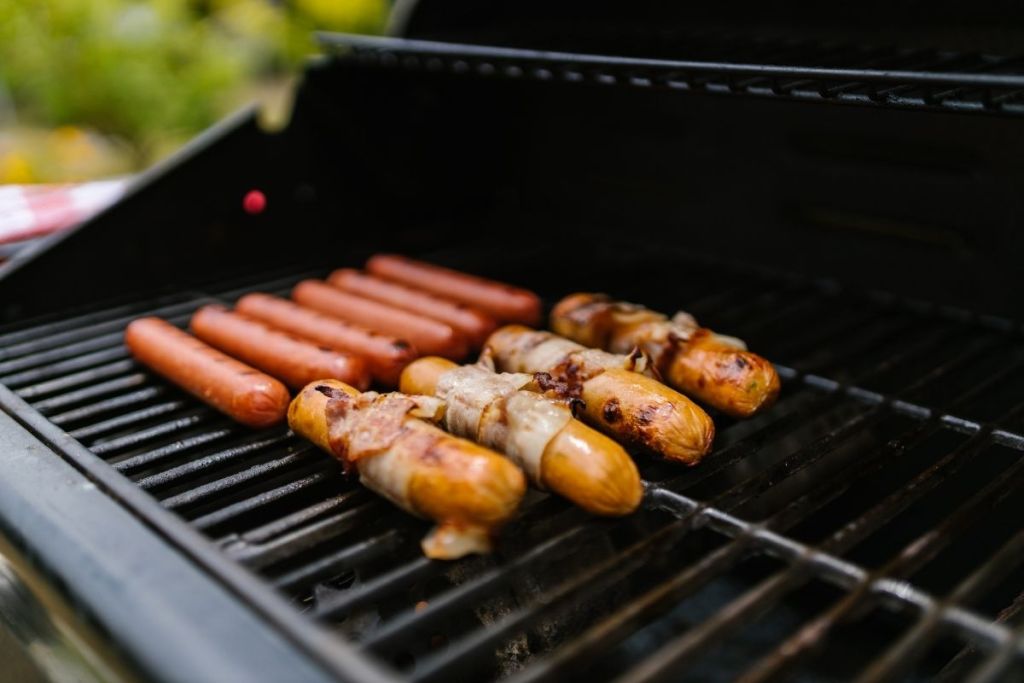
xmin=0 ymin=0 xmax=388 ymax=183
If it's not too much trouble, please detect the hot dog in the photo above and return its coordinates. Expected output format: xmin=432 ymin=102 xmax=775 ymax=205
xmin=401 ymin=357 xmax=642 ymax=516
xmin=292 ymin=280 xmax=468 ymax=360
xmin=289 ymin=380 xmax=527 ymax=559
xmin=365 ymin=254 xmax=542 ymax=326
xmin=483 ymin=326 xmax=715 ymax=465
xmin=124 ymin=317 xmax=290 ymax=428
xmin=190 ymin=305 xmax=370 ymax=391
xmin=328 ymin=269 xmax=497 ymax=348
xmin=551 ymin=293 xmax=780 ymax=417
xmin=235 ymin=293 xmax=416 ymax=387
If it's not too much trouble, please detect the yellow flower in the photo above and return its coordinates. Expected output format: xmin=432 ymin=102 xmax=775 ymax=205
xmin=294 ymin=0 xmax=387 ymax=32
xmin=0 ymin=152 xmax=35 ymax=184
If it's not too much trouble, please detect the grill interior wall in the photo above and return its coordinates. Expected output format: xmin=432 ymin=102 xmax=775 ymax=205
xmin=5 ymin=45 xmax=1024 ymax=321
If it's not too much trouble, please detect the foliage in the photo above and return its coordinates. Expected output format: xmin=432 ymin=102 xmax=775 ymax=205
xmin=0 ymin=0 xmax=387 ymax=168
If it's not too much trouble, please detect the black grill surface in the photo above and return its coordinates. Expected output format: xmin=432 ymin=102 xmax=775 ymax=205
xmin=3 ymin=256 xmax=1024 ymax=683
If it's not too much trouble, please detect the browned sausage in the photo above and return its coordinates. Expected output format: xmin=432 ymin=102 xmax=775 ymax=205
xmin=327 ymin=269 xmax=497 ymax=348
xmin=550 ymin=293 xmax=781 ymax=417
xmin=190 ymin=305 xmax=370 ymax=391
xmin=124 ymin=317 xmax=290 ymax=428
xmin=235 ymin=293 xmax=416 ymax=387
xmin=365 ymin=254 xmax=542 ymax=326
xmin=289 ymin=379 xmax=527 ymax=559
xmin=291 ymin=280 xmax=468 ymax=360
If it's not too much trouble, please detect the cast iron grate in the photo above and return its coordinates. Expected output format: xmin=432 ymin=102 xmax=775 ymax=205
xmin=2 ymin=256 xmax=1024 ymax=682
xmin=319 ymin=33 xmax=1024 ymax=117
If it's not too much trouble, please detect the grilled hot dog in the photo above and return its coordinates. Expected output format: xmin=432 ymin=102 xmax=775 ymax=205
xmin=401 ymin=357 xmax=642 ymax=516
xmin=289 ymin=380 xmax=526 ymax=559
xmin=328 ymin=269 xmax=497 ymax=348
xmin=191 ymin=305 xmax=370 ymax=391
xmin=483 ymin=326 xmax=715 ymax=465
xmin=551 ymin=293 xmax=780 ymax=417
xmin=292 ymin=280 xmax=468 ymax=359
xmin=236 ymin=293 xmax=416 ymax=386
xmin=366 ymin=254 xmax=542 ymax=326
xmin=124 ymin=317 xmax=290 ymax=428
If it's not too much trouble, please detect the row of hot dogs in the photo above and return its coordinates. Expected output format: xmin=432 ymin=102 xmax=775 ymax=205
xmin=123 ymin=255 xmax=781 ymax=559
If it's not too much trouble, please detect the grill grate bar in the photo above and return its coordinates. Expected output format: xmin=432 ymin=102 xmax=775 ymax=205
xmin=407 ymin=515 xmax=697 ymax=683
xmin=226 ymin=491 xmax=366 ymax=545
xmin=313 ymin=556 xmax=438 ymax=620
xmin=227 ymin=501 xmax=381 ymax=571
xmin=272 ymin=530 xmax=404 ymax=593
xmin=661 ymin=320 xmax=969 ymax=493
xmin=728 ymin=406 xmax=1024 ymax=682
xmin=684 ymin=432 xmax=1024 ymax=683
xmin=360 ymin=523 xmax=603 ymax=652
xmin=139 ymin=436 xmax=301 ymax=491
xmin=112 ymin=427 xmax=237 ymax=473
xmin=70 ymin=400 xmax=190 ymax=442
xmin=14 ymin=359 xmax=138 ymax=400
xmin=0 ymin=332 xmax=129 ymax=376
xmin=190 ymin=466 xmax=338 ymax=531
xmin=855 ymin=529 xmax=1024 ymax=683
xmin=1 ymin=346 xmax=132 ymax=388
xmin=965 ymin=630 xmax=1024 ymax=683
xmin=31 ymin=373 xmax=151 ymax=415
xmin=0 ymin=300 xmax=200 ymax=363
xmin=0 ymin=295 xmax=194 ymax=347
xmin=49 ymin=385 xmax=167 ymax=426
xmin=625 ymin=480 xmax=1021 ymax=683
xmin=87 ymin=412 xmax=217 ymax=456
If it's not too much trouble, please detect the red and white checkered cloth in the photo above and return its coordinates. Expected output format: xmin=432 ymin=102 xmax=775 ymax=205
xmin=0 ymin=179 xmax=129 ymax=256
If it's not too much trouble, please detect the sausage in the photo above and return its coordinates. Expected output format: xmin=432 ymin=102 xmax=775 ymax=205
xmin=550 ymin=293 xmax=780 ymax=417
xmin=328 ymin=269 xmax=497 ymax=348
xmin=401 ymin=357 xmax=642 ymax=516
xmin=190 ymin=305 xmax=370 ymax=391
xmin=235 ymin=293 xmax=416 ymax=387
xmin=124 ymin=317 xmax=290 ymax=428
xmin=292 ymin=280 xmax=468 ymax=360
xmin=288 ymin=380 xmax=527 ymax=559
xmin=365 ymin=254 xmax=542 ymax=326
xmin=483 ymin=325 xmax=715 ymax=465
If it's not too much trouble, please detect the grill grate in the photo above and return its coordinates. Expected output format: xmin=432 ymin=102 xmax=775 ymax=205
xmin=3 ymin=258 xmax=1024 ymax=682
xmin=320 ymin=33 xmax=1024 ymax=117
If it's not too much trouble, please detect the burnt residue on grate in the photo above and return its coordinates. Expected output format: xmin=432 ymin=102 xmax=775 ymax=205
xmin=3 ymin=261 xmax=1024 ymax=683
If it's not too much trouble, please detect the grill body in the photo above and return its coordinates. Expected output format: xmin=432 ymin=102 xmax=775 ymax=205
xmin=1 ymin=6 xmax=1024 ymax=682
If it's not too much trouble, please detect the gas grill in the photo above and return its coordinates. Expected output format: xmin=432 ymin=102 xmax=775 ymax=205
xmin=2 ymin=4 xmax=1024 ymax=682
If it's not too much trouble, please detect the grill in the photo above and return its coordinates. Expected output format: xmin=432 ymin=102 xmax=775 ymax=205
xmin=4 ymin=252 xmax=1024 ymax=682
xmin=3 ymin=8 xmax=1024 ymax=683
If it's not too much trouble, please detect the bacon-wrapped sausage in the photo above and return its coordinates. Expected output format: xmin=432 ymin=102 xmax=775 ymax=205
xmin=551 ymin=294 xmax=780 ymax=418
xmin=400 ymin=357 xmax=642 ymax=516
xmin=288 ymin=380 xmax=526 ymax=559
xmin=482 ymin=326 xmax=714 ymax=465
